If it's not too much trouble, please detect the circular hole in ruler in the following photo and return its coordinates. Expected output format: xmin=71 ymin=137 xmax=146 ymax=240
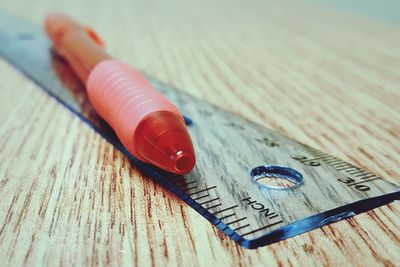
xmin=250 ymin=165 xmax=304 ymax=190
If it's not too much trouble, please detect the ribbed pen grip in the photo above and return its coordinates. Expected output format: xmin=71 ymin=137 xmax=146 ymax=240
xmin=86 ymin=60 xmax=182 ymax=160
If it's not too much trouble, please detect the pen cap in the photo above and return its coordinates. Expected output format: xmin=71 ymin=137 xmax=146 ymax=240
xmin=87 ymin=60 xmax=195 ymax=174
xmin=45 ymin=13 xmax=104 ymax=48
xmin=45 ymin=13 xmax=109 ymax=82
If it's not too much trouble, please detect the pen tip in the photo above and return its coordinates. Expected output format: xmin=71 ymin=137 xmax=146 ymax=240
xmin=134 ymin=111 xmax=196 ymax=175
xmin=172 ymin=150 xmax=196 ymax=175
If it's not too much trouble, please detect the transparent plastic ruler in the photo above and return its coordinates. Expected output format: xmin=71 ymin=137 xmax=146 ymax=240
xmin=1 ymin=11 xmax=399 ymax=249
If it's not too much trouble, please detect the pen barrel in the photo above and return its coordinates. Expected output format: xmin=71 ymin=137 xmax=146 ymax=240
xmin=87 ymin=60 xmax=183 ymax=161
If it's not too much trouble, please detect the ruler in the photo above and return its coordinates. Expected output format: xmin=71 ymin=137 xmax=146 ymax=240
xmin=1 ymin=11 xmax=399 ymax=249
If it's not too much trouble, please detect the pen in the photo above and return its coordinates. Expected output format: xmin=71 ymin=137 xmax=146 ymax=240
xmin=44 ymin=13 xmax=196 ymax=174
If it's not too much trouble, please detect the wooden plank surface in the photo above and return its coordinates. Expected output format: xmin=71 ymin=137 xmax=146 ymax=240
xmin=0 ymin=0 xmax=399 ymax=266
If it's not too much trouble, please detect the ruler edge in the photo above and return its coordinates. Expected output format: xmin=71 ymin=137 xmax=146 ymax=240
xmin=3 ymin=53 xmax=400 ymax=249
xmin=1 ymin=12 xmax=400 ymax=249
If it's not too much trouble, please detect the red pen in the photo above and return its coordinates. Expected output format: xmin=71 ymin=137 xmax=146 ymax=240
xmin=45 ymin=13 xmax=196 ymax=174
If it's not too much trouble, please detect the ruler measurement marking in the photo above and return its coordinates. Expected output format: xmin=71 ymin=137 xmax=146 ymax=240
xmin=233 ymin=224 xmax=250 ymax=232
xmin=219 ymin=213 xmax=236 ymax=220
xmin=347 ymin=177 xmax=380 ymax=186
xmin=226 ymin=217 xmax=248 ymax=226
xmin=323 ymin=157 xmax=335 ymax=161
xmin=324 ymin=158 xmax=341 ymax=164
xmin=308 ymin=155 xmax=331 ymax=161
xmin=332 ymin=162 xmax=349 ymax=168
xmin=359 ymin=174 xmax=376 ymax=180
xmin=180 ymin=185 xmax=198 ymax=192
xmin=199 ymin=197 xmax=220 ymax=206
xmin=241 ymin=220 xmax=284 ymax=237
xmin=347 ymin=168 xmax=362 ymax=175
xmin=337 ymin=166 xmax=356 ymax=172
xmin=212 ymin=205 xmax=239 ymax=215
xmin=320 ymin=155 xmax=334 ymax=161
xmin=206 ymin=203 xmax=223 ymax=210
xmin=317 ymin=154 xmax=331 ymax=159
xmin=310 ymin=151 xmax=328 ymax=157
xmin=192 ymin=194 xmax=211 ymax=201
xmin=347 ymin=168 xmax=363 ymax=174
xmin=304 ymin=145 xmax=387 ymax=193
xmin=188 ymin=186 xmax=217 ymax=196
xmin=328 ymin=159 xmax=343 ymax=165
xmin=329 ymin=159 xmax=346 ymax=165
xmin=355 ymin=171 xmax=371 ymax=177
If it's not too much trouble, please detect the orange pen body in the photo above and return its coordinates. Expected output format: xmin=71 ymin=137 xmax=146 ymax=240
xmin=45 ymin=13 xmax=196 ymax=174
xmin=45 ymin=14 xmax=108 ymax=83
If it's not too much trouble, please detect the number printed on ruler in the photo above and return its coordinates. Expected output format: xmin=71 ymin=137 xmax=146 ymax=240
xmin=296 ymin=146 xmax=382 ymax=192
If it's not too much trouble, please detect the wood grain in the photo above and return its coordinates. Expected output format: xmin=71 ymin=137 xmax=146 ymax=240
xmin=0 ymin=0 xmax=399 ymax=266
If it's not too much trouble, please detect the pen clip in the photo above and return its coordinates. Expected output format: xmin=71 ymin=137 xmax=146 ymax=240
xmin=83 ymin=26 xmax=105 ymax=48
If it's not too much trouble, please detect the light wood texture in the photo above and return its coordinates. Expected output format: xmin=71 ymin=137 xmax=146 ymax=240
xmin=0 ymin=0 xmax=399 ymax=266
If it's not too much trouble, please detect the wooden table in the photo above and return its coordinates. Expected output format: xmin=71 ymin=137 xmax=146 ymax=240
xmin=0 ymin=0 xmax=399 ymax=266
